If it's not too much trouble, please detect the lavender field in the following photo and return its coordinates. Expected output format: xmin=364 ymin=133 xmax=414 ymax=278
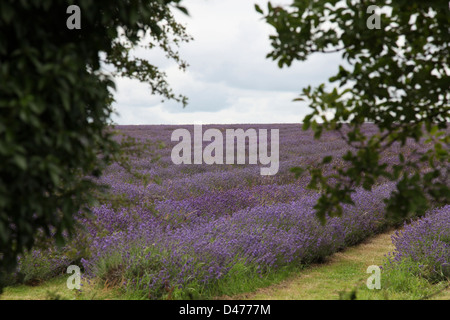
xmin=13 ymin=124 xmax=449 ymax=299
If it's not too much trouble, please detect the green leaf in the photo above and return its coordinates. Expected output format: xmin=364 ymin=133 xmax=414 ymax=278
xmin=0 ymin=2 xmax=14 ymax=24
xmin=290 ymin=166 xmax=305 ymax=177
xmin=322 ymin=156 xmax=333 ymax=164
xmin=176 ymin=5 xmax=189 ymax=16
xmin=13 ymin=155 xmax=27 ymax=170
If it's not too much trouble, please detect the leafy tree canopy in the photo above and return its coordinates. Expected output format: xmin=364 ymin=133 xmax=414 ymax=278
xmin=256 ymin=0 xmax=449 ymax=223
xmin=0 ymin=0 xmax=190 ymax=275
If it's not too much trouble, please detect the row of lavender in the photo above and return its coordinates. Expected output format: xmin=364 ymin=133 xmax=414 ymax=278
xmin=385 ymin=205 xmax=450 ymax=281
xmin=14 ymin=124 xmax=447 ymax=297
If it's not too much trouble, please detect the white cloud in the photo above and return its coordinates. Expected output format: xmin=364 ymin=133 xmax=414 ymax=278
xmin=112 ymin=0 xmax=344 ymax=125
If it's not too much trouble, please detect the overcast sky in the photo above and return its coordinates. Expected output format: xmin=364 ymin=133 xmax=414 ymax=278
xmin=111 ymin=0 xmax=343 ymax=125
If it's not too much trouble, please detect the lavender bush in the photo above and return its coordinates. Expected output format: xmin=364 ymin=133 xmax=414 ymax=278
xmin=385 ymin=205 xmax=450 ymax=282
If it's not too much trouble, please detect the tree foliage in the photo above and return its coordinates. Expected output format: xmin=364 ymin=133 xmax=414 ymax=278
xmin=0 ymin=0 xmax=190 ymax=276
xmin=256 ymin=0 xmax=449 ymax=223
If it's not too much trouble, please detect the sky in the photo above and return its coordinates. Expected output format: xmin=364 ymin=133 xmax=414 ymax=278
xmin=111 ymin=0 xmax=344 ymax=125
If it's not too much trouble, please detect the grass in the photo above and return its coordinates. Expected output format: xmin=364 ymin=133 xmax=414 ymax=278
xmin=197 ymin=263 xmax=307 ymax=300
xmin=0 ymin=276 xmax=122 ymax=300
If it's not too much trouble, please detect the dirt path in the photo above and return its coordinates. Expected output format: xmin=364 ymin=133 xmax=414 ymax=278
xmin=222 ymin=231 xmax=397 ymax=300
